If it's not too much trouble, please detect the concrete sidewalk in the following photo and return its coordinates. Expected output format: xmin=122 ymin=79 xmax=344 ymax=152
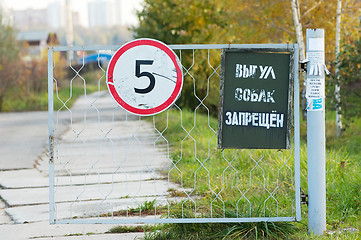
xmin=0 ymin=221 xmax=144 ymax=240
xmin=0 ymin=91 xmax=177 ymax=239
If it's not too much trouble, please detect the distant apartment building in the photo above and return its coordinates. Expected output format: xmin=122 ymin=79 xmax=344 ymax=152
xmin=88 ymin=0 xmax=115 ymax=27
xmin=47 ymin=2 xmax=80 ymax=29
xmin=13 ymin=8 xmax=47 ymax=31
xmin=47 ymin=1 xmax=66 ymax=29
xmin=8 ymin=1 xmax=79 ymax=31
xmin=2 ymin=0 xmax=129 ymax=30
xmin=0 ymin=1 xmax=13 ymax=25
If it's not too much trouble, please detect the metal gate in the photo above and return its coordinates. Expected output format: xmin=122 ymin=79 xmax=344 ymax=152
xmin=48 ymin=44 xmax=300 ymax=224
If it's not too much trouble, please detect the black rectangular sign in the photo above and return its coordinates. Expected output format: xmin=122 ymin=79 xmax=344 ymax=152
xmin=218 ymin=49 xmax=293 ymax=149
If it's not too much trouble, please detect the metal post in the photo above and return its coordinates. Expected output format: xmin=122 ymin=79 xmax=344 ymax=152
xmin=293 ymin=44 xmax=301 ymax=221
xmin=306 ymin=29 xmax=326 ymax=235
xmin=48 ymin=48 xmax=55 ymax=224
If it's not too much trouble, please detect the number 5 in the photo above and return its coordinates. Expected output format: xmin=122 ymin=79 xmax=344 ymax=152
xmin=135 ymin=60 xmax=155 ymax=94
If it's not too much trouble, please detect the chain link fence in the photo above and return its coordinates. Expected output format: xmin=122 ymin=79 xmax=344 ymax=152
xmin=48 ymin=44 xmax=300 ymax=224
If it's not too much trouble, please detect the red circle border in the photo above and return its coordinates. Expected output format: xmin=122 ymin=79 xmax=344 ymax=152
xmin=107 ymin=39 xmax=183 ymax=116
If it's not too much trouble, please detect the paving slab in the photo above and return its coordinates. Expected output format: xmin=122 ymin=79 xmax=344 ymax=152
xmin=0 ymin=169 xmax=164 ymax=189
xmin=38 ymin=232 xmax=145 ymax=240
xmin=50 ymin=146 xmax=169 ymax=175
xmin=0 ymin=221 xmax=145 ymax=240
xmin=0 ymin=180 xmax=177 ymax=207
xmin=60 ymin=121 xmax=158 ymax=141
xmin=0 ymin=169 xmax=48 ymax=189
xmin=6 ymin=196 xmax=183 ymax=223
xmin=0 ymin=200 xmax=12 ymax=224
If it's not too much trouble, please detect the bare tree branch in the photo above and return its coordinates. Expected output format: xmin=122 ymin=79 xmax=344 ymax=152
xmin=301 ymin=0 xmax=323 ymax=19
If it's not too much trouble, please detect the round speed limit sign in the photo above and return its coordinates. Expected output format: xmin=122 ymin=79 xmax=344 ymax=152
xmin=106 ymin=38 xmax=183 ymax=116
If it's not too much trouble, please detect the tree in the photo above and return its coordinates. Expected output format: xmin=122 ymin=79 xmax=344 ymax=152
xmin=133 ymin=0 xmax=361 ymax=116
xmin=0 ymin=17 xmax=21 ymax=111
xmin=133 ymin=0 xmax=227 ymax=45
xmin=133 ymin=0 xmax=228 ymax=113
xmin=134 ymin=0 xmax=361 ymax=60
xmin=291 ymin=0 xmax=307 ymax=118
xmin=291 ymin=0 xmax=306 ymax=61
xmin=335 ymin=0 xmax=342 ymax=136
xmin=332 ymin=35 xmax=361 ymax=124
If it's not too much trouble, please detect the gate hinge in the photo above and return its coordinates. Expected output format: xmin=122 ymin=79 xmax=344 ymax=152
xmin=49 ymin=135 xmax=54 ymax=163
xmin=300 ymin=189 xmax=308 ymax=205
xmin=299 ymin=59 xmax=309 ymax=72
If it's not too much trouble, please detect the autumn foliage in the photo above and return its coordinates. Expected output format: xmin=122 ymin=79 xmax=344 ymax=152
xmin=133 ymin=0 xmax=361 ymax=120
xmin=134 ymin=0 xmax=360 ymax=61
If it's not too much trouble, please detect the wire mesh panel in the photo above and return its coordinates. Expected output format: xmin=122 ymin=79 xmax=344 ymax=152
xmin=48 ymin=44 xmax=300 ymax=224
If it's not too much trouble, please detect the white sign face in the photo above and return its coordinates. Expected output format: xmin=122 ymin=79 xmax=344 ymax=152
xmin=107 ymin=39 xmax=183 ymax=116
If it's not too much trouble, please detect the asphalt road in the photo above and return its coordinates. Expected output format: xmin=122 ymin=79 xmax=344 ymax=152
xmin=0 ymin=91 xmax=123 ymax=171
xmin=0 ymin=111 xmax=68 ymax=170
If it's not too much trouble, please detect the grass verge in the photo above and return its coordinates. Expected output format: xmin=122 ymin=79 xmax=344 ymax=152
xmin=2 ymin=69 xmax=106 ymax=112
xmin=140 ymin=108 xmax=361 ymax=239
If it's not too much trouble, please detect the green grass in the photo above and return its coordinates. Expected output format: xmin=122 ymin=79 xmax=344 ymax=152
xmin=2 ymin=87 xmax=48 ymax=112
xmin=140 ymin=108 xmax=361 ymax=239
xmin=100 ymin=199 xmax=166 ymax=217
xmin=108 ymin=225 xmax=153 ymax=234
xmin=144 ymin=221 xmax=297 ymax=240
xmin=2 ymin=69 xmax=106 ymax=112
xmin=149 ymin=109 xmax=296 ymax=218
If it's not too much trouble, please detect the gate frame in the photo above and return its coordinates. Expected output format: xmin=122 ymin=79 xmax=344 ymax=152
xmin=48 ymin=43 xmax=300 ymax=224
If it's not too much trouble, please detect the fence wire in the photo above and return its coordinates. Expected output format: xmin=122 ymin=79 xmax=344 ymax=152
xmin=48 ymin=44 xmax=300 ymax=224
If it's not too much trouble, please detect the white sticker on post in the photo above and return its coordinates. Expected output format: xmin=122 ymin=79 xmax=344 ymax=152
xmin=308 ymin=38 xmax=324 ymax=51
xmin=306 ymin=52 xmax=324 ymax=65
xmin=306 ymin=78 xmax=325 ymax=99
xmin=307 ymin=98 xmax=324 ymax=111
